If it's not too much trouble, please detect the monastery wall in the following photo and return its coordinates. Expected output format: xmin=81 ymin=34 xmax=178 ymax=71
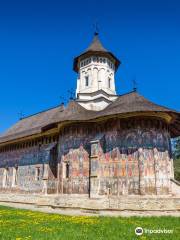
xmin=0 ymin=117 xmax=174 ymax=195
xmin=0 ymin=144 xmax=57 ymax=193
xmin=58 ymin=117 xmax=173 ymax=196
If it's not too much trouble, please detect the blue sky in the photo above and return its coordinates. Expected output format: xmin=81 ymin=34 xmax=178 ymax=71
xmin=0 ymin=0 xmax=180 ymax=133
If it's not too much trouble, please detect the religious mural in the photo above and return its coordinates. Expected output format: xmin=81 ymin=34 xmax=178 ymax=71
xmin=0 ymin=143 xmax=58 ymax=193
xmin=0 ymin=117 xmax=173 ymax=195
xmin=57 ymin=118 xmax=172 ymax=196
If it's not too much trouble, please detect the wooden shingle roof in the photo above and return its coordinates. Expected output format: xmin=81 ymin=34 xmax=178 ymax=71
xmin=0 ymin=91 xmax=179 ymax=143
xmin=0 ymin=105 xmax=64 ymax=143
xmin=86 ymin=33 xmax=108 ymax=52
xmin=73 ymin=33 xmax=120 ymax=72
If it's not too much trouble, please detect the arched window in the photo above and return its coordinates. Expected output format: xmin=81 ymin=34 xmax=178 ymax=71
xmin=108 ymin=78 xmax=111 ymax=89
xmin=85 ymin=76 xmax=89 ymax=87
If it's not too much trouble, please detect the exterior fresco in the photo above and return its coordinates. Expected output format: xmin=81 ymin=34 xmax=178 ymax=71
xmin=57 ymin=117 xmax=173 ymax=196
xmin=0 ymin=117 xmax=173 ymax=195
xmin=0 ymin=143 xmax=57 ymax=193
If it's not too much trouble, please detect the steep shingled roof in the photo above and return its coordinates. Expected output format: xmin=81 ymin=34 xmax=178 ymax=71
xmin=0 ymin=91 xmax=179 ymax=143
xmin=73 ymin=33 xmax=120 ymax=72
xmin=96 ymin=91 xmax=177 ymax=116
xmin=86 ymin=33 xmax=108 ymax=52
xmin=0 ymin=105 xmax=64 ymax=143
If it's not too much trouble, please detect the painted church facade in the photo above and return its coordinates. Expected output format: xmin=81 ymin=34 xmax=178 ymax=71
xmin=0 ymin=33 xmax=179 ymax=197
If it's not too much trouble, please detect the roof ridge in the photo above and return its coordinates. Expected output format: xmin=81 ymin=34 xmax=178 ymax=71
xmin=66 ymin=100 xmax=94 ymax=113
xmin=20 ymin=104 xmax=63 ymax=120
xmin=117 ymin=90 xmax=138 ymax=97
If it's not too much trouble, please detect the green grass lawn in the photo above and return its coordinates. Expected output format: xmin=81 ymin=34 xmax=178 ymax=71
xmin=0 ymin=206 xmax=179 ymax=240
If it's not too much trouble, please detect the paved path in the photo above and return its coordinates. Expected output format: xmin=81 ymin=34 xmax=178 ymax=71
xmin=0 ymin=201 xmax=180 ymax=217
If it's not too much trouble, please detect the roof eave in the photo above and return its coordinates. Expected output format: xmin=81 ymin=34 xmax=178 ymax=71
xmin=73 ymin=50 xmax=121 ymax=73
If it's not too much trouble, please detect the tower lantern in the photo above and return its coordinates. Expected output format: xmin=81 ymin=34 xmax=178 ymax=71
xmin=73 ymin=33 xmax=121 ymax=111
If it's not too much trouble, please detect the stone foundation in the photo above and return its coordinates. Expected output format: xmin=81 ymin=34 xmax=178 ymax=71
xmin=0 ymin=193 xmax=179 ymax=212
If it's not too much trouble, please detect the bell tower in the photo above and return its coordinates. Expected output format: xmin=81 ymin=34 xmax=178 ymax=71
xmin=73 ymin=33 xmax=120 ymax=111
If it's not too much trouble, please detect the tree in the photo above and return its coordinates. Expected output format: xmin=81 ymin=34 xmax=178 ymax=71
xmin=173 ymin=137 xmax=180 ymax=159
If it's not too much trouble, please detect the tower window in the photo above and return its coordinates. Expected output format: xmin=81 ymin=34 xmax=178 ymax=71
xmin=85 ymin=76 xmax=89 ymax=87
xmin=108 ymin=78 xmax=111 ymax=89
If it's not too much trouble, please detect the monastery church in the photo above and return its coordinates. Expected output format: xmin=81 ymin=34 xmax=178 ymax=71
xmin=0 ymin=33 xmax=180 ymax=199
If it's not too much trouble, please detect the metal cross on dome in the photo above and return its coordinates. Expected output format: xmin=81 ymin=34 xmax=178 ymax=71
xmin=93 ymin=21 xmax=99 ymax=35
xmin=132 ymin=78 xmax=138 ymax=92
xmin=18 ymin=111 xmax=24 ymax=120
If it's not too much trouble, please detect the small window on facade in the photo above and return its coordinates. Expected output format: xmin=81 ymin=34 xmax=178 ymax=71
xmin=35 ymin=167 xmax=40 ymax=181
xmin=108 ymin=78 xmax=111 ymax=89
xmin=66 ymin=163 xmax=70 ymax=178
xmin=85 ymin=76 xmax=89 ymax=87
